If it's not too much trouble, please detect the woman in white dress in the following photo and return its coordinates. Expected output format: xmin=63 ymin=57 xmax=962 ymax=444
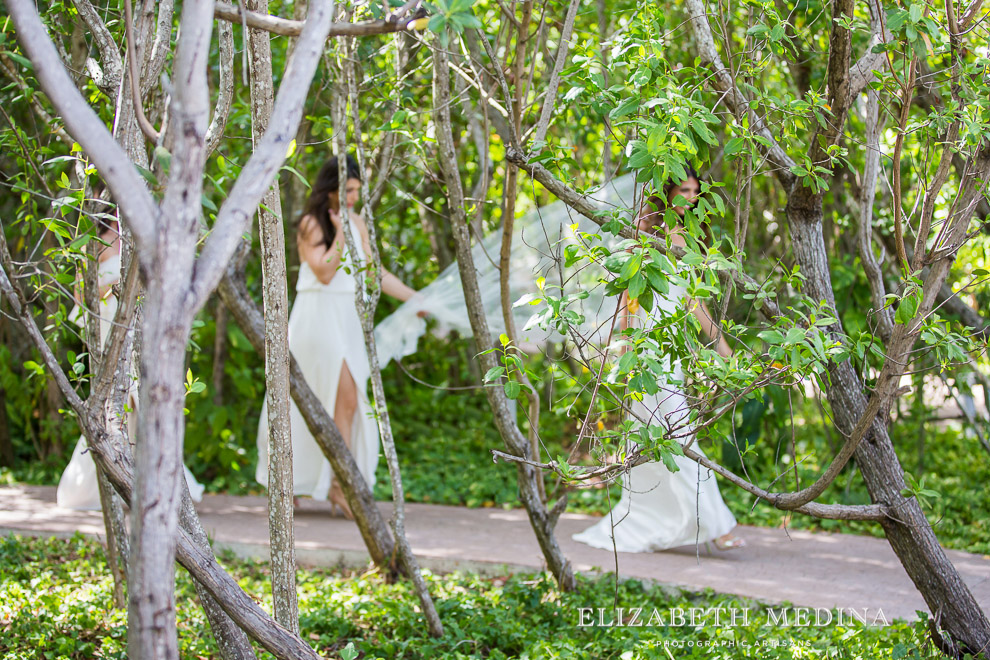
xmin=573 ymin=171 xmax=745 ymax=552
xmin=255 ymin=154 xmax=421 ymax=518
xmin=57 ymin=218 xmax=205 ymax=510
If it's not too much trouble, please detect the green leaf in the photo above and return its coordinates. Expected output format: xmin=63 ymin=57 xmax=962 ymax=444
xmin=895 ymin=294 xmax=920 ymax=325
xmin=631 ymin=66 xmax=652 ymax=86
xmin=758 ymin=329 xmax=784 ymax=344
xmin=619 ymin=254 xmax=641 ymax=281
xmin=610 ymin=97 xmax=640 ymax=120
xmin=723 ymin=137 xmax=746 ymax=158
xmin=3 ymin=51 xmax=33 ymax=70
xmin=616 ymin=350 xmax=637 ymax=375
xmin=504 ymin=380 xmax=521 ymax=399
xmin=484 ymin=366 xmax=505 ymax=382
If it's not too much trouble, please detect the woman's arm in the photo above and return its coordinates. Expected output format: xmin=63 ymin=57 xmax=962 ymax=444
xmin=352 ymin=216 xmax=420 ymax=303
xmin=381 ymin=271 xmax=418 ymax=302
xmin=690 ymin=298 xmax=732 ymax=357
xmin=298 ymin=214 xmax=346 ymax=285
xmin=611 ymin=290 xmax=634 ymax=354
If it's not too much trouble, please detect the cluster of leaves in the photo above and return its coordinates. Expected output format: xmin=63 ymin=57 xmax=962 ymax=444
xmin=0 ymin=533 xmax=954 ymax=659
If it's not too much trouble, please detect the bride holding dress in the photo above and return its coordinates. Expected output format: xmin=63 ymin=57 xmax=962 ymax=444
xmin=255 ymin=154 xmax=422 ymax=518
xmin=572 ymin=171 xmax=745 ymax=553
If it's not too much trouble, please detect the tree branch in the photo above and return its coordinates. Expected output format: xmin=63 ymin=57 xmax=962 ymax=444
xmin=72 ymin=0 xmax=123 ymax=93
xmin=7 ymin=0 xmax=159 ymax=265
xmin=205 ymin=18 xmax=235 ymax=156
xmin=531 ymin=0 xmax=580 ymax=146
xmin=189 ymin=0 xmax=336 ymax=311
xmin=491 ymin=449 xmax=888 ymax=521
xmin=848 ymin=6 xmax=893 ymax=98
xmin=213 ymin=0 xmax=424 ymax=37
xmin=124 ymin=0 xmax=161 ymax=143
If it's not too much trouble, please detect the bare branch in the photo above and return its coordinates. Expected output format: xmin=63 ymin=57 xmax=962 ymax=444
xmin=892 ymin=58 xmax=918 ymax=271
xmin=491 ymin=449 xmax=888 ymax=521
xmin=858 ymin=85 xmax=894 ymax=339
xmin=72 ymin=0 xmax=123 ymax=92
xmin=683 ymin=0 xmax=797 ymax=189
xmin=124 ymin=0 xmax=161 ymax=143
xmin=145 ymin=0 xmax=176 ymax=94
xmin=848 ymin=7 xmax=893 ymax=98
xmin=205 ymin=19 xmax=235 ymax=155
xmin=7 ymin=0 xmax=159 ymax=263
xmin=912 ymin=123 xmax=960 ymax=272
xmin=213 ymin=0 xmax=424 ymax=37
xmin=959 ymin=0 xmax=986 ymax=30
xmin=531 ymin=0 xmax=580 ymax=146
xmin=433 ymin=40 xmax=576 ymax=590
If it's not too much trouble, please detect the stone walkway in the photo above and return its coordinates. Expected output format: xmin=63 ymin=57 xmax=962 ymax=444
xmin=2 ymin=485 xmax=988 ymax=623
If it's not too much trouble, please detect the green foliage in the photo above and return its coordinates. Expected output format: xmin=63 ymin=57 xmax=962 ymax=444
xmin=0 ymin=533 xmax=953 ymax=659
xmin=713 ymin=410 xmax=990 ymax=557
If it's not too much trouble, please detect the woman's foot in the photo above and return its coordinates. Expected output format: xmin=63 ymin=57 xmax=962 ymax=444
xmin=328 ymin=481 xmax=355 ymax=521
xmin=712 ymin=532 xmax=746 ymax=550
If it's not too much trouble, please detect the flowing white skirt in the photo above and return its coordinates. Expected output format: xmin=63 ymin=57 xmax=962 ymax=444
xmin=572 ymin=385 xmax=737 ymax=552
xmin=255 ymin=287 xmax=379 ymax=500
xmin=56 ymin=436 xmax=205 ymax=510
xmin=57 ymin=285 xmax=205 ymax=511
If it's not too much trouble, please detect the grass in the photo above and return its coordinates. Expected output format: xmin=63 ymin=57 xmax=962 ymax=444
xmin=0 ymin=533 xmax=960 ymax=659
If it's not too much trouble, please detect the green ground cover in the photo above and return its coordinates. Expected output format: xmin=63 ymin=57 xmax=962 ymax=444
xmin=0 ymin=534 xmax=955 ymax=660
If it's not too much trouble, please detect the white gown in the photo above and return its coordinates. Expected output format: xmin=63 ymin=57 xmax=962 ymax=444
xmin=255 ymin=240 xmax=379 ymax=499
xmin=572 ymin=283 xmax=737 ymax=552
xmin=56 ymin=254 xmax=205 ymax=510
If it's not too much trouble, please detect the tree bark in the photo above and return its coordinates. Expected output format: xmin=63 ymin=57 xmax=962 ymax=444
xmin=247 ymin=0 xmax=298 ymax=633
xmin=432 ymin=42 xmax=576 ymax=591
xmin=81 ymin=221 xmax=129 ymax=610
xmin=787 ymin=161 xmax=990 ymax=656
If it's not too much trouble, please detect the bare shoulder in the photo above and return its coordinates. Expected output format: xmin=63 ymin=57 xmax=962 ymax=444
xmin=297 ymin=214 xmax=323 ymax=245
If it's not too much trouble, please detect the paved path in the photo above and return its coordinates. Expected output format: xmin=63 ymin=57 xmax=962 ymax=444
xmin=3 ymin=485 xmax=988 ymax=623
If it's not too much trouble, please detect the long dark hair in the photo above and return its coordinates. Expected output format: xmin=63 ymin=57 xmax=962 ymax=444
xmin=640 ymin=166 xmax=712 ymax=248
xmin=298 ymin=154 xmax=362 ymax=248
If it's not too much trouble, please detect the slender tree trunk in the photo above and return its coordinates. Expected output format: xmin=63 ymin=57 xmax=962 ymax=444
xmin=432 ymin=43 xmax=575 ymax=590
xmin=787 ymin=193 xmax=990 ymax=656
xmin=332 ymin=58 xmax=443 ymax=635
xmin=130 ymin=274 xmax=194 ymax=660
xmin=79 ymin=209 xmax=129 ymax=609
xmin=247 ymin=0 xmax=298 ymax=632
